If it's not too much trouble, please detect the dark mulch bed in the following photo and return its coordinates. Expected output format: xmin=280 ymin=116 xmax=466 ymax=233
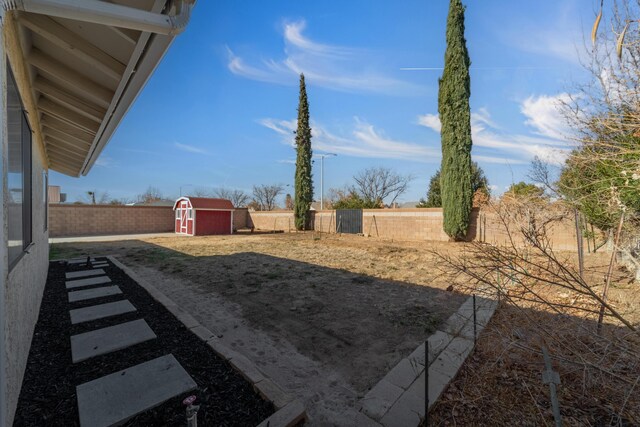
xmin=13 ymin=257 xmax=274 ymax=426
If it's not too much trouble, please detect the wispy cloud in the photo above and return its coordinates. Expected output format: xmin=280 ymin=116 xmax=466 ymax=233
xmin=227 ymin=19 xmax=421 ymax=95
xmin=174 ymin=142 xmax=208 ymax=155
xmin=418 ymin=98 xmax=573 ymax=166
xmin=521 ymin=93 xmax=572 ymax=140
xmin=95 ymin=156 xmax=115 ymax=167
xmin=277 ymin=159 xmax=296 ymax=165
xmin=261 ymin=117 xmax=519 ymax=164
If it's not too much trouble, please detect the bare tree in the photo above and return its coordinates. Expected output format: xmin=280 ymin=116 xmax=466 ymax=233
xmin=136 ymin=186 xmax=163 ymax=205
xmin=191 ymin=187 xmax=211 ymax=197
xmin=352 ymin=167 xmax=413 ymax=206
xmin=80 ymin=190 xmax=110 ymax=204
xmin=285 ymin=193 xmax=294 ymax=210
xmin=251 ymin=184 xmax=284 ymax=211
xmin=213 ymin=187 xmax=250 ymax=207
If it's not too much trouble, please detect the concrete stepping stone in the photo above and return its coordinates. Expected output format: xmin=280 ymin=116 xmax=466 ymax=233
xmin=69 ymin=300 xmax=137 ymax=325
xmin=66 ymin=269 xmax=105 ymax=280
xmin=76 ymin=354 xmax=196 ymax=427
xmin=68 ymin=286 xmax=122 ymax=303
xmin=92 ymin=263 xmax=108 ymax=268
xmin=66 ymin=276 xmax=111 ymax=290
xmin=67 ymin=258 xmax=97 ymax=265
xmin=71 ymin=319 xmax=156 ymax=363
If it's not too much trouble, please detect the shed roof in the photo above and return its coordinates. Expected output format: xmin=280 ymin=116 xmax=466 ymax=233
xmin=173 ymin=197 xmax=234 ymax=210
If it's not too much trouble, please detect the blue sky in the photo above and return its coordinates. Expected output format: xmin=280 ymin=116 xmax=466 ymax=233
xmin=51 ymin=0 xmax=597 ymax=204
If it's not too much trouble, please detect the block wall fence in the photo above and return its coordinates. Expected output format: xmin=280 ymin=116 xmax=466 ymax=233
xmin=49 ymin=205 xmax=175 ymax=237
xmin=49 ymin=205 xmax=582 ymax=251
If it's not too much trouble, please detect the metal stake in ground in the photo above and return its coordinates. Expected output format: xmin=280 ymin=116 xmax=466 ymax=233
xmin=473 ymin=294 xmax=477 ymax=346
xmin=424 ymin=340 xmax=429 ymax=426
xmin=541 ymin=347 xmax=562 ymax=427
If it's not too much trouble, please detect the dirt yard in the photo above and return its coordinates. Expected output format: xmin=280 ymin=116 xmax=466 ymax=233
xmin=51 ymin=232 xmax=470 ymax=423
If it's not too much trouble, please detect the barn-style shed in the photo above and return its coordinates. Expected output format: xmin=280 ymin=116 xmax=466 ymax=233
xmin=173 ymin=197 xmax=234 ymax=236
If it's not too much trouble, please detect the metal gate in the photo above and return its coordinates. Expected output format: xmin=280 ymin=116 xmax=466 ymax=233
xmin=336 ymin=209 xmax=363 ymax=234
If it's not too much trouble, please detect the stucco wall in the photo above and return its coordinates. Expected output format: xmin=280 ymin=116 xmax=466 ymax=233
xmin=3 ymin=136 xmax=49 ymax=427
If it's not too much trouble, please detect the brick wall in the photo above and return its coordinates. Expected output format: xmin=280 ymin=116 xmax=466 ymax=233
xmin=49 ymin=205 xmax=175 ymax=237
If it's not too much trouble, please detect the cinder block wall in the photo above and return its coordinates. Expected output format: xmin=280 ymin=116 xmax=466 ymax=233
xmin=478 ymin=210 xmax=580 ymax=251
xmin=246 ymin=210 xmax=295 ymax=232
xmin=233 ymin=208 xmax=248 ymax=230
xmin=49 ymin=205 xmax=175 ymax=237
xmin=311 ymin=210 xmax=336 ymax=233
xmin=49 ymin=205 xmax=583 ymax=251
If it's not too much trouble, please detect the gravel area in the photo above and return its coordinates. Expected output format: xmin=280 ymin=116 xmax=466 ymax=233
xmin=13 ymin=258 xmax=274 ymax=426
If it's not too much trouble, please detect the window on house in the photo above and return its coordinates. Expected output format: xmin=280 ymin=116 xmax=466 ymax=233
xmin=176 ymin=209 xmax=181 ymax=220
xmin=43 ymin=171 xmax=48 ymax=231
xmin=7 ymin=63 xmax=32 ymax=268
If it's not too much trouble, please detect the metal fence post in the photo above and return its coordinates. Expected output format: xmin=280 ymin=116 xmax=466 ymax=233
xmin=425 ymin=340 xmax=429 ymax=426
xmin=473 ymin=294 xmax=477 ymax=346
xmin=542 ymin=346 xmax=562 ymax=427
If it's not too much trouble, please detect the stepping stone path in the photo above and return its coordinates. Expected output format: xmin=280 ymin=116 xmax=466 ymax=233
xmin=76 ymin=355 xmax=197 ymax=427
xmin=64 ymin=257 xmax=197 ymax=426
xmin=66 ymin=269 xmax=105 ymax=280
xmin=71 ymin=319 xmax=156 ymax=363
xmin=68 ymin=285 xmax=122 ymax=302
xmin=67 ymin=258 xmax=97 ymax=265
xmin=70 ymin=300 xmax=137 ymax=325
xmin=66 ymin=276 xmax=112 ymax=290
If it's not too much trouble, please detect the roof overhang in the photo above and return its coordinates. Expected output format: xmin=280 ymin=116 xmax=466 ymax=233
xmin=3 ymin=0 xmax=195 ymax=177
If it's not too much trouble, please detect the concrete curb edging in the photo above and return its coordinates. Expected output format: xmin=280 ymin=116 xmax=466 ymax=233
xmin=359 ymin=294 xmax=499 ymax=426
xmin=106 ymin=256 xmax=307 ymax=426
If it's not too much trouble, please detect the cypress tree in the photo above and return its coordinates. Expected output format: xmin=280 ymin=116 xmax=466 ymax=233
xmin=294 ymin=74 xmax=313 ymax=230
xmin=438 ymin=0 xmax=473 ymax=240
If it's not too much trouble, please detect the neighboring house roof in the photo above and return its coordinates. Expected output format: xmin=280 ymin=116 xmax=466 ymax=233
xmin=144 ymin=199 xmax=175 ymax=207
xmin=5 ymin=1 xmax=196 ymax=177
xmin=173 ymin=197 xmax=234 ymax=210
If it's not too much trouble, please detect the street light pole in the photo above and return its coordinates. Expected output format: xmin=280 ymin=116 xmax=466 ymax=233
xmin=316 ymin=153 xmax=337 ymax=210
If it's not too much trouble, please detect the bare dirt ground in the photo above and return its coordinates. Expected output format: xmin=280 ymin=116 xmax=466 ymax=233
xmin=51 ymin=232 xmax=469 ymax=424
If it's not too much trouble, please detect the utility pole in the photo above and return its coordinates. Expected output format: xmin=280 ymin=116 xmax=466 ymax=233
xmin=315 ymin=153 xmax=336 ymax=210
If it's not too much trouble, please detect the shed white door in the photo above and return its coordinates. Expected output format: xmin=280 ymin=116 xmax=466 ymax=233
xmin=180 ymin=201 xmax=189 ymax=234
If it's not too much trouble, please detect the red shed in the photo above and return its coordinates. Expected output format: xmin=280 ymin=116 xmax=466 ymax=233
xmin=173 ymin=197 xmax=234 ymax=236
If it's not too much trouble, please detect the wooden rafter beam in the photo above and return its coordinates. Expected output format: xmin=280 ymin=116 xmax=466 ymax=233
xmin=106 ymin=25 xmax=138 ymax=46
xmin=47 ymin=145 xmax=86 ymax=162
xmin=19 ymin=13 xmax=126 ymax=82
xmin=34 ymin=77 xmax=106 ymax=123
xmin=49 ymin=159 xmax=81 ymax=176
xmin=28 ymin=49 xmax=113 ymax=108
xmin=45 ymin=134 xmax=90 ymax=156
xmin=39 ymin=98 xmax=100 ymax=135
xmin=42 ymin=125 xmax=92 ymax=150
xmin=41 ymin=114 xmax=96 ymax=142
